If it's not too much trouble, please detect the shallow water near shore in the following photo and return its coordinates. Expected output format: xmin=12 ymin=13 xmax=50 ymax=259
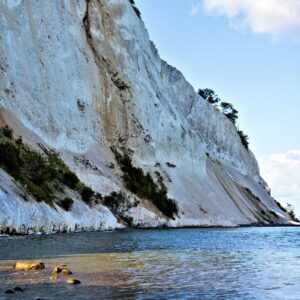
xmin=0 ymin=227 xmax=299 ymax=299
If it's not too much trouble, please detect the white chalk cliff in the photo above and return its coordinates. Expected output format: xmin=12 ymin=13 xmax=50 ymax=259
xmin=0 ymin=0 xmax=294 ymax=233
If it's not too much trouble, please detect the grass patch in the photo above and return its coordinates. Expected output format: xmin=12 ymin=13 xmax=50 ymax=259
xmin=111 ymin=148 xmax=178 ymax=219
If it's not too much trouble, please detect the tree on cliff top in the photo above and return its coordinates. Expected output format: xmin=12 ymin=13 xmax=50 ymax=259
xmin=129 ymin=0 xmax=141 ymax=18
xmin=198 ymin=88 xmax=220 ymax=104
xmin=198 ymin=87 xmax=250 ymax=150
xmin=220 ymin=102 xmax=239 ymax=125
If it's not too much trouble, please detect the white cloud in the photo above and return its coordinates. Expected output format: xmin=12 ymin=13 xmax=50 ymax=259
xmin=190 ymin=3 xmax=202 ymax=16
xmin=199 ymin=0 xmax=300 ymax=36
xmin=258 ymin=150 xmax=300 ymax=217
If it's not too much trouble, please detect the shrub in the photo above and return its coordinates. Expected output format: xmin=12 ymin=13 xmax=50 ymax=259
xmin=129 ymin=0 xmax=141 ymax=18
xmin=103 ymin=191 xmax=131 ymax=214
xmin=275 ymin=201 xmax=299 ymax=222
xmin=121 ymin=215 xmax=133 ymax=226
xmin=275 ymin=200 xmax=287 ymax=212
xmin=0 ymin=125 xmax=13 ymax=139
xmin=237 ymin=130 xmax=249 ymax=150
xmin=60 ymin=198 xmax=74 ymax=211
xmin=285 ymin=203 xmax=299 ymax=222
xmin=81 ymin=186 xmax=94 ymax=204
xmin=198 ymin=88 xmax=251 ymax=148
xmin=198 ymin=88 xmax=220 ymax=104
xmin=102 ymin=192 xmax=138 ymax=225
xmin=220 ymin=102 xmax=238 ymax=125
xmin=0 ymin=141 xmax=22 ymax=174
xmin=24 ymin=180 xmax=50 ymax=203
xmin=0 ymin=131 xmax=97 ymax=208
xmin=94 ymin=192 xmax=103 ymax=204
xmin=15 ymin=136 xmax=23 ymax=145
xmin=112 ymin=148 xmax=179 ymax=219
xmin=62 ymin=171 xmax=79 ymax=189
xmin=38 ymin=147 xmax=81 ymax=189
xmin=166 ymin=162 xmax=176 ymax=168
xmin=22 ymin=150 xmax=52 ymax=185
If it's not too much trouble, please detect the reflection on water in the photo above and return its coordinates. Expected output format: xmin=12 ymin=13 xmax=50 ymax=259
xmin=0 ymin=227 xmax=300 ymax=299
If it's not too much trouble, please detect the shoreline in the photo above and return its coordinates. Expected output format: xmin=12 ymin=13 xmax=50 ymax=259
xmin=1 ymin=223 xmax=299 ymax=238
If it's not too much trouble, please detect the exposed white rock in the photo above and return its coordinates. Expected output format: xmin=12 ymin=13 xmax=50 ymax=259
xmin=0 ymin=170 xmax=121 ymax=234
xmin=0 ymin=0 xmax=295 ymax=233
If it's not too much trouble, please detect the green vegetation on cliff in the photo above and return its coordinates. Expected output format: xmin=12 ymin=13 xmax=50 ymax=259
xmin=0 ymin=126 xmax=96 ymax=210
xmin=198 ymin=88 xmax=250 ymax=150
xmin=129 ymin=0 xmax=141 ymax=18
xmin=112 ymin=148 xmax=179 ymax=219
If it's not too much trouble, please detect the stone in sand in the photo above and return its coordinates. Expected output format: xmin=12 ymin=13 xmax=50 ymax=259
xmin=52 ymin=264 xmax=72 ymax=275
xmin=5 ymin=290 xmax=15 ymax=294
xmin=61 ymin=268 xmax=72 ymax=275
xmin=51 ymin=265 xmax=63 ymax=274
xmin=66 ymin=278 xmax=81 ymax=285
xmin=14 ymin=261 xmax=45 ymax=271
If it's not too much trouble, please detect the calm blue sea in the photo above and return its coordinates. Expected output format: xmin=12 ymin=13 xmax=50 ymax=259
xmin=0 ymin=227 xmax=299 ymax=299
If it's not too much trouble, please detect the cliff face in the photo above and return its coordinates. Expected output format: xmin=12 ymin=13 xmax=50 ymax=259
xmin=0 ymin=0 xmax=293 ymax=233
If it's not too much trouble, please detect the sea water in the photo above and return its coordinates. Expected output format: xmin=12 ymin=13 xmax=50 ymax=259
xmin=0 ymin=227 xmax=299 ymax=299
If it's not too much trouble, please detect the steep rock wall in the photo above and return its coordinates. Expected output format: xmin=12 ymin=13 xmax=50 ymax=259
xmin=0 ymin=0 xmax=293 ymax=232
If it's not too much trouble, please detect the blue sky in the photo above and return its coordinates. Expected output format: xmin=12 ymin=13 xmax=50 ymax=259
xmin=135 ymin=0 xmax=300 ymax=215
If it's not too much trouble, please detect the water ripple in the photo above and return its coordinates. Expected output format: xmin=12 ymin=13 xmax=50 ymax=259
xmin=0 ymin=227 xmax=299 ymax=299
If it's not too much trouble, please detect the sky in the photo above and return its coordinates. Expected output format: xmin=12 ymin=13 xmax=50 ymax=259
xmin=135 ymin=0 xmax=300 ymax=216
